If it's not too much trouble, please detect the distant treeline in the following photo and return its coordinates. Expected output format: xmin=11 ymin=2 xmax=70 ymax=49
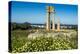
xmin=10 ymin=22 xmax=40 ymax=30
xmin=10 ymin=22 xmax=78 ymax=31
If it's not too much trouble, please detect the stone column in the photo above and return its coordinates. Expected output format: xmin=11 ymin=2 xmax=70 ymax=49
xmin=46 ymin=6 xmax=54 ymax=31
xmin=57 ymin=18 xmax=60 ymax=31
xmin=52 ymin=8 xmax=55 ymax=31
xmin=46 ymin=6 xmax=50 ymax=31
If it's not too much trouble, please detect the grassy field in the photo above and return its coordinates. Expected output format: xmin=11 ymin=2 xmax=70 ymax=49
xmin=10 ymin=29 xmax=78 ymax=53
xmin=11 ymin=30 xmax=29 ymax=51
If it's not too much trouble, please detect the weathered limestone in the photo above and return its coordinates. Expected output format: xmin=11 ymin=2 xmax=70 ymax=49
xmin=46 ymin=6 xmax=60 ymax=31
xmin=46 ymin=11 xmax=50 ymax=31
xmin=57 ymin=18 xmax=60 ymax=31
xmin=52 ymin=7 xmax=55 ymax=31
xmin=46 ymin=6 xmax=52 ymax=31
xmin=46 ymin=6 xmax=54 ymax=31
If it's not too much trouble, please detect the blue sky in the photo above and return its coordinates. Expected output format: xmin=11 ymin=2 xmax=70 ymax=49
xmin=10 ymin=1 xmax=78 ymax=25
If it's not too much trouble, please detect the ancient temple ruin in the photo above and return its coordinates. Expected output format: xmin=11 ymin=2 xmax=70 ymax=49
xmin=46 ymin=6 xmax=60 ymax=31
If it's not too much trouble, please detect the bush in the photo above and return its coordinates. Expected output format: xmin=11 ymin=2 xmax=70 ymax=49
xmin=12 ymin=33 xmax=78 ymax=53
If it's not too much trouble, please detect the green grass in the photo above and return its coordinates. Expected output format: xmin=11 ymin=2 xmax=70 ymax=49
xmin=11 ymin=30 xmax=30 ymax=51
xmin=10 ymin=30 xmax=78 ymax=53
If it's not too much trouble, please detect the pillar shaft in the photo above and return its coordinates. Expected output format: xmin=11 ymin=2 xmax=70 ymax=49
xmin=52 ymin=13 xmax=55 ymax=31
xmin=46 ymin=6 xmax=54 ymax=31
xmin=57 ymin=18 xmax=60 ymax=31
xmin=46 ymin=12 xmax=50 ymax=31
